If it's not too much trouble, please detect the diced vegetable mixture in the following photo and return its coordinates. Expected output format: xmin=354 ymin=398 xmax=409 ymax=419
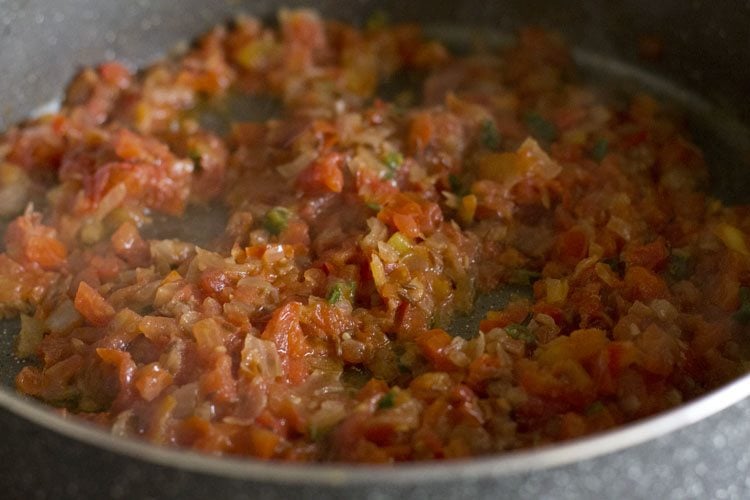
xmin=1 ymin=9 xmax=749 ymax=462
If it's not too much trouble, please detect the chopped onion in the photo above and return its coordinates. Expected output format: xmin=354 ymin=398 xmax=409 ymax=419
xmin=370 ymin=254 xmax=386 ymax=290
xmin=45 ymin=298 xmax=82 ymax=335
xmin=111 ymin=410 xmax=135 ymax=437
xmin=606 ymin=216 xmax=632 ymax=241
xmin=236 ymin=276 xmax=280 ymax=303
xmin=171 ymin=383 xmax=199 ymax=419
xmin=276 ymin=150 xmax=317 ymax=179
xmin=517 ymin=137 xmax=562 ymax=179
xmin=240 ymin=332 xmax=282 ymax=380
xmin=16 ymin=313 xmax=44 ymax=358
xmin=545 ymin=278 xmax=569 ymax=304
xmin=0 ymin=163 xmax=31 ymax=217
xmin=715 ymin=222 xmax=750 ymax=257
xmin=308 ymin=399 xmax=347 ymax=436
xmin=650 ymin=299 xmax=679 ymax=322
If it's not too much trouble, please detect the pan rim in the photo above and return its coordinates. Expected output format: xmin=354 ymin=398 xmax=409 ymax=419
xmin=1 ymin=371 xmax=749 ymax=485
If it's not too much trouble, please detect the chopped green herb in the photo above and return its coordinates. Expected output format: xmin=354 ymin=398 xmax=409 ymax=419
xmin=377 ymin=390 xmax=396 ymax=409
xmin=734 ymin=286 xmax=750 ymax=324
xmin=586 ymin=401 xmax=605 ymax=415
xmin=365 ymin=9 xmax=389 ymax=31
xmin=591 ymin=138 xmax=609 ymax=162
xmin=309 ymin=424 xmax=331 ymax=442
xmin=524 ymin=112 xmax=558 ymax=145
xmin=394 ymin=90 xmax=415 ymax=109
xmin=448 ymin=174 xmax=463 ymax=194
xmin=263 ymin=207 xmax=291 ymax=235
xmin=384 ymin=152 xmax=403 ymax=169
xmin=381 ymin=151 xmax=403 ymax=180
xmin=327 ymin=281 xmax=356 ymax=304
xmin=327 ymin=286 xmax=342 ymax=304
xmin=342 ymin=365 xmax=372 ymax=391
xmin=480 ymin=119 xmax=502 ymax=151
xmin=509 ymin=268 xmax=542 ymax=286
xmin=505 ymin=322 xmax=535 ymax=344
xmin=309 ymin=425 xmax=320 ymax=441
xmin=366 ymin=202 xmax=381 ymax=211
xmin=602 ymin=256 xmax=623 ymax=275
xmin=188 ymin=150 xmax=203 ymax=172
xmin=520 ymin=312 xmax=533 ymax=326
xmin=667 ymin=251 xmax=692 ymax=282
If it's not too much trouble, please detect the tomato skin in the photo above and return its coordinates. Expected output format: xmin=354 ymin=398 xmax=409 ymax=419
xmin=465 ymin=354 xmax=505 ymax=394
xmin=261 ymin=302 xmax=311 ymax=384
xmin=415 ymin=329 xmax=455 ymax=370
xmin=74 ymin=281 xmax=115 ymax=326
xmin=297 ymin=152 xmax=344 ymax=193
xmin=99 ymin=61 xmax=132 ymax=88
xmin=96 ymin=347 xmax=137 ymax=410
xmin=110 ymin=221 xmax=150 ymax=267
xmin=199 ymin=352 xmax=238 ymax=404
xmin=134 ymin=362 xmax=173 ymax=402
xmin=247 ymin=426 xmax=281 ymax=459
xmin=4 ymin=213 xmax=67 ymax=270
xmin=532 ymin=303 xmax=564 ymax=326
xmin=479 ymin=303 xmax=529 ymax=332
xmin=395 ymin=301 xmax=429 ymax=340
xmin=622 ymin=238 xmax=669 ymax=272
xmin=23 ymin=236 xmax=68 ymax=270
xmin=198 ymin=267 xmax=233 ymax=302
xmin=377 ymin=193 xmax=443 ymax=239
xmin=407 ymin=112 xmax=435 ymax=154
xmin=623 ymin=266 xmax=670 ymax=302
xmin=553 ymin=226 xmax=588 ymax=268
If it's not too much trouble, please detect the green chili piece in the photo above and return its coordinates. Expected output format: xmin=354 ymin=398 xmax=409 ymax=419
xmin=509 ymin=268 xmax=542 ymax=286
xmin=734 ymin=287 xmax=750 ymax=324
xmin=263 ymin=207 xmax=291 ymax=235
xmin=667 ymin=251 xmax=692 ymax=282
xmin=505 ymin=322 xmax=535 ymax=344
xmin=592 ymin=138 xmax=609 ymax=161
xmin=382 ymin=151 xmax=403 ymax=179
xmin=377 ymin=390 xmax=396 ymax=409
xmin=480 ymin=119 xmax=502 ymax=151
xmin=327 ymin=281 xmax=357 ymax=304
xmin=524 ymin=112 xmax=558 ymax=145
xmin=366 ymin=10 xmax=389 ymax=31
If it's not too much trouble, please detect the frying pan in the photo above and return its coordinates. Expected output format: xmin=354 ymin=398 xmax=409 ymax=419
xmin=2 ymin=0 xmax=750 ymax=498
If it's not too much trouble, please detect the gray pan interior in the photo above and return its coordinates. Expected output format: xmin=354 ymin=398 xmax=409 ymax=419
xmin=1 ymin=0 xmax=750 ymax=499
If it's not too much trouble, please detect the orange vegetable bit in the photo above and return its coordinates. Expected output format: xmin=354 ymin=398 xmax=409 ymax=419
xmin=74 ymin=281 xmax=115 ymax=326
xmin=415 ymin=328 xmax=455 ymax=370
xmin=4 ymin=212 xmax=68 ymax=270
xmin=261 ymin=302 xmax=312 ymax=384
xmin=623 ymin=265 xmax=670 ymax=302
xmin=297 ymin=152 xmax=344 ymax=193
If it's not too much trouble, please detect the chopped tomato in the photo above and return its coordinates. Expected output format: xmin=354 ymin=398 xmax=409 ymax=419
xmin=553 ymin=226 xmax=588 ymax=268
xmin=377 ymin=192 xmax=443 ymax=239
xmin=5 ymin=212 xmax=67 ymax=270
xmin=415 ymin=329 xmax=455 ymax=370
xmin=623 ymin=266 xmax=670 ymax=302
xmin=297 ymin=152 xmax=344 ymax=193
xmin=74 ymin=281 xmax=115 ymax=326
xmin=261 ymin=302 xmax=311 ymax=384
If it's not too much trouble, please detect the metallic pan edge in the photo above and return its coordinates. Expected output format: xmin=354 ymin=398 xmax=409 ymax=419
xmin=2 ymin=371 xmax=750 ymax=485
